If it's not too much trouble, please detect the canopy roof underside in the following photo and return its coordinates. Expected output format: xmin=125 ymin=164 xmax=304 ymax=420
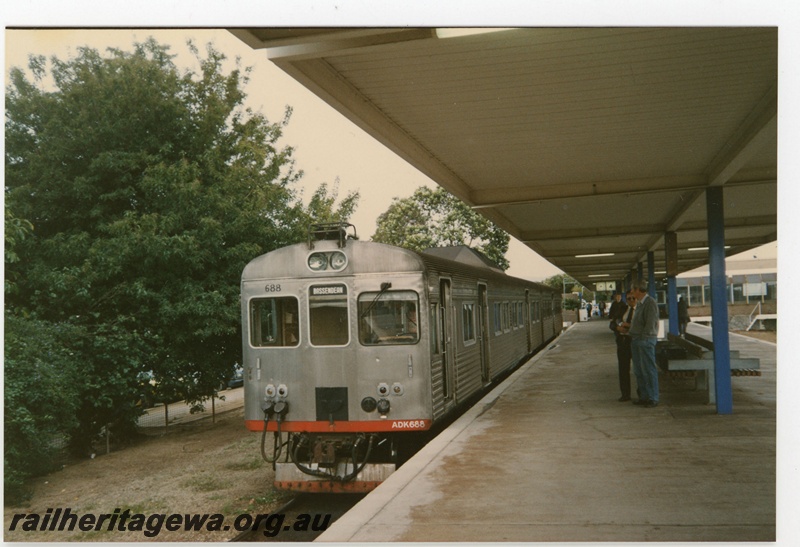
xmin=232 ymin=27 xmax=777 ymax=288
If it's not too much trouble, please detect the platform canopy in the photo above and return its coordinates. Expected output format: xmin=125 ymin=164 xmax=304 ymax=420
xmin=231 ymin=28 xmax=777 ymax=288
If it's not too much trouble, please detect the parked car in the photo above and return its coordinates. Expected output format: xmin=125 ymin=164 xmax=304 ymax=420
xmin=136 ymin=370 xmax=158 ymax=408
xmin=226 ymin=364 xmax=244 ymax=389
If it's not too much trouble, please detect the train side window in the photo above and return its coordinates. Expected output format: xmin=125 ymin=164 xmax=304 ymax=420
xmin=532 ymin=301 xmax=540 ymax=321
xmin=309 ymin=284 xmax=349 ymax=346
xmin=358 ymin=290 xmax=419 ymax=345
xmin=462 ymin=303 xmax=476 ymax=344
xmin=250 ymin=297 xmax=300 ymax=347
xmin=493 ymin=302 xmax=502 ymax=334
xmin=430 ymin=304 xmax=440 ymax=354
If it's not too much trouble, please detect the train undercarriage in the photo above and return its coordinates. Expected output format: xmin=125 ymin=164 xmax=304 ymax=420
xmin=263 ymin=430 xmax=401 ymax=493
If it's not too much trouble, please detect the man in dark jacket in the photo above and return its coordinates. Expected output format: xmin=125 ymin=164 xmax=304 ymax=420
xmin=608 ymin=291 xmax=626 ymax=324
xmin=610 ymin=291 xmax=635 ymax=401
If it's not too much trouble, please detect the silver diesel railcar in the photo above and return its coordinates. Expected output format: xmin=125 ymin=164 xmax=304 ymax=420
xmin=241 ymin=224 xmax=561 ymax=492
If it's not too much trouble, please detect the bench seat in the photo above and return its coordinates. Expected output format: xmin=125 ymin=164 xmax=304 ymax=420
xmin=658 ymin=333 xmax=760 ymax=404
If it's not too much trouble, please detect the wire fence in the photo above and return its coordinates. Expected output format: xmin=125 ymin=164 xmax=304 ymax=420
xmin=135 ymin=386 xmax=245 ymax=433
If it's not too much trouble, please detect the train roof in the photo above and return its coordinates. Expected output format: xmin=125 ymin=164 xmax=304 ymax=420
xmin=242 ymin=239 xmax=559 ymax=295
xmin=421 ymin=246 xmax=504 ymax=274
xmin=242 ymin=239 xmax=425 ymax=280
xmin=413 ymin=247 xmax=558 ymax=294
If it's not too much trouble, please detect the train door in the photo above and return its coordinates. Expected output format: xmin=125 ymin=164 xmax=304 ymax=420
xmin=525 ymin=289 xmax=532 ymax=353
xmin=540 ymin=295 xmax=546 ymax=342
xmin=439 ymin=278 xmax=454 ymax=401
xmin=478 ymin=283 xmax=490 ymax=384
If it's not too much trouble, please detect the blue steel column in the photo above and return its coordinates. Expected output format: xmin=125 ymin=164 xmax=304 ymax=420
xmin=706 ymin=186 xmax=733 ymax=414
xmin=647 ymin=251 xmax=656 ymax=300
xmin=665 ymin=231 xmax=679 ymax=335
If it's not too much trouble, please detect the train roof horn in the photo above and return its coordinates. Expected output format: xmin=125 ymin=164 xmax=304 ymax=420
xmin=308 ymin=222 xmax=358 ymax=250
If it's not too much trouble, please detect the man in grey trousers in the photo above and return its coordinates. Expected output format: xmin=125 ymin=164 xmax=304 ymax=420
xmin=629 ymin=281 xmax=660 ymax=407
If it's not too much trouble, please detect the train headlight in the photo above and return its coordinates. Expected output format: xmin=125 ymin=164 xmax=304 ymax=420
xmin=277 ymin=384 xmax=288 ymax=398
xmin=391 ymin=383 xmax=404 ymax=396
xmin=329 ymin=251 xmax=347 ymax=270
xmin=376 ymin=398 xmax=391 ymax=415
xmin=377 ymin=383 xmax=389 ymax=397
xmin=265 ymin=384 xmax=276 ymax=397
xmin=308 ymin=252 xmax=328 ymax=271
xmin=361 ymin=397 xmax=377 ymax=412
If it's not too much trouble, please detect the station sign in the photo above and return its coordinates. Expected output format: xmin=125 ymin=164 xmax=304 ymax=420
xmin=595 ymin=281 xmax=616 ymax=292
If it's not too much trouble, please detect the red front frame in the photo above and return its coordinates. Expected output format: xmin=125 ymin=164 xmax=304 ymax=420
xmin=245 ymin=419 xmax=431 ymax=433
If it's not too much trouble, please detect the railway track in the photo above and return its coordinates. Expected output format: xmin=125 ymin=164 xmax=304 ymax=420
xmin=229 ymin=493 xmax=364 ymax=542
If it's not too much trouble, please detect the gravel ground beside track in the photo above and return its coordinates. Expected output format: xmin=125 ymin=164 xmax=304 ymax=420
xmin=4 ymin=406 xmax=293 ymax=542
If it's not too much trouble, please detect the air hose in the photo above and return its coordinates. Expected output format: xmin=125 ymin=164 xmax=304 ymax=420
xmin=259 ymin=402 xmax=288 ymax=469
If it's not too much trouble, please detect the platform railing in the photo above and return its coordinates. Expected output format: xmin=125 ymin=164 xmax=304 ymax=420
xmin=747 ymin=302 xmax=762 ymax=331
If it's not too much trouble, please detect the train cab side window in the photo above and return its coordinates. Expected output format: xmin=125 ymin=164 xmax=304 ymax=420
xmin=309 ymin=284 xmax=349 ymax=346
xmin=250 ymin=297 xmax=300 ymax=347
xmin=358 ymin=290 xmax=419 ymax=345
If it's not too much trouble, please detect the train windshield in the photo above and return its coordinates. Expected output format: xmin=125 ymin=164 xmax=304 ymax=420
xmin=358 ymin=291 xmax=419 ymax=345
xmin=250 ymin=297 xmax=300 ymax=347
xmin=309 ymin=284 xmax=350 ymax=346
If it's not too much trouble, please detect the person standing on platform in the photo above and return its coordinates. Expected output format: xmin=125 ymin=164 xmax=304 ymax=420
xmin=611 ymin=291 xmax=636 ymax=402
xmin=678 ymin=295 xmax=690 ymax=336
xmin=608 ymin=292 xmax=625 ymax=322
xmin=629 ymin=281 xmax=660 ymax=408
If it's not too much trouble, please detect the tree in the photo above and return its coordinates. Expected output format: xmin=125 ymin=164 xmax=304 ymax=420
xmin=4 ymin=316 xmax=84 ymax=502
xmin=541 ymin=274 xmax=591 ymax=309
xmin=372 ymin=186 xmax=510 ymax=270
xmin=4 ymin=210 xmax=33 ymax=295
xmin=301 ymin=179 xmax=360 ymax=226
xmin=541 ymin=273 xmax=587 ymax=294
xmin=4 ymin=38 xmax=357 ymax=477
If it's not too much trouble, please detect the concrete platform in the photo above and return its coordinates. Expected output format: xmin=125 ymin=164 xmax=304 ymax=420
xmin=318 ymin=320 xmax=777 ymax=542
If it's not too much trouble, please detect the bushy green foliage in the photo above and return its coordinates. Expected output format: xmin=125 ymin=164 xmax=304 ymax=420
xmin=4 ymin=38 xmax=357 ymax=498
xmin=542 ymin=274 xmax=587 ymax=294
xmin=4 ymin=316 xmax=83 ymax=502
xmin=372 ymin=186 xmax=510 ymax=270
